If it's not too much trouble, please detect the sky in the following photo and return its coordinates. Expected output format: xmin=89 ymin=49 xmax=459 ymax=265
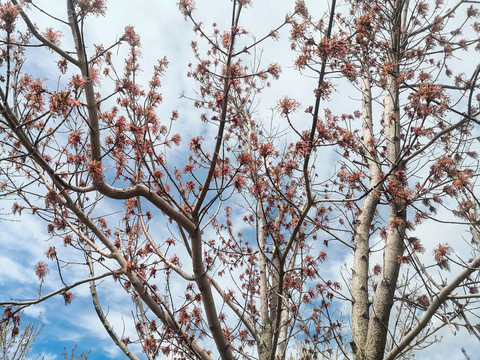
xmin=0 ymin=0 xmax=479 ymax=360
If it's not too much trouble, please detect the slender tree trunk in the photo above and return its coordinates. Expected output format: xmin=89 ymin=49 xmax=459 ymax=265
xmin=274 ymin=197 xmax=289 ymax=360
xmin=351 ymin=70 xmax=381 ymax=360
xmin=258 ymin=200 xmax=273 ymax=360
xmin=365 ymin=6 xmax=407 ymax=352
xmin=353 ymin=2 xmax=409 ymax=358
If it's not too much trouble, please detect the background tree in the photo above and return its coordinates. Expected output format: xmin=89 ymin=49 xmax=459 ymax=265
xmin=0 ymin=1 xmax=479 ymax=360
xmin=61 ymin=345 xmax=90 ymax=360
xmin=0 ymin=312 xmax=42 ymax=360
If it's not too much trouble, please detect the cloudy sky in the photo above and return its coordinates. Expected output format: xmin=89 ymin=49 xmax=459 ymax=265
xmin=0 ymin=0 xmax=479 ymax=360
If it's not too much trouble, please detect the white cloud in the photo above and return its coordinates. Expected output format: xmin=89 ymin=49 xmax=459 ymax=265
xmin=0 ymin=256 xmax=33 ymax=285
xmin=22 ymin=304 xmax=47 ymax=319
xmin=100 ymin=345 xmax=123 ymax=359
xmin=29 ymin=352 xmax=57 ymax=360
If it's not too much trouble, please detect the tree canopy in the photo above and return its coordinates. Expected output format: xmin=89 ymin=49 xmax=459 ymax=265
xmin=1 ymin=0 xmax=480 ymax=359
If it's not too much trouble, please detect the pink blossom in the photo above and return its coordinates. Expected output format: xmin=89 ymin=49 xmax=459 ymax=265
xmin=62 ymin=291 xmax=75 ymax=305
xmin=278 ymin=97 xmax=300 ymax=116
xmin=35 ymin=262 xmax=48 ymax=281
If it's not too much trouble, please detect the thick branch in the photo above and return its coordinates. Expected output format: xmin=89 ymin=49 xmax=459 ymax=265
xmin=191 ymin=228 xmax=234 ymax=360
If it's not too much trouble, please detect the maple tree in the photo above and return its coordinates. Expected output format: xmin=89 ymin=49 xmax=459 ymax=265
xmin=0 ymin=0 xmax=480 ymax=360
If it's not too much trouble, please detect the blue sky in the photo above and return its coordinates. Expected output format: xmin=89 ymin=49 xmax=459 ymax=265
xmin=1 ymin=1 xmax=480 ymax=359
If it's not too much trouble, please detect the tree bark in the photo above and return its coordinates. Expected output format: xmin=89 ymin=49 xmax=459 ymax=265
xmin=258 ymin=200 xmax=273 ymax=360
xmin=191 ymin=229 xmax=235 ymax=360
xmin=351 ymin=70 xmax=381 ymax=360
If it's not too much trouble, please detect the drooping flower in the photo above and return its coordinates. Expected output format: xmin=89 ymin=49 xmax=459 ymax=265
xmin=68 ymin=131 xmax=82 ymax=148
xmin=45 ymin=247 xmax=57 ymax=259
xmin=434 ymin=244 xmax=452 ymax=270
xmin=233 ymin=175 xmax=246 ymax=191
xmin=62 ymin=291 xmax=75 ymax=305
xmin=35 ymin=261 xmax=48 ymax=281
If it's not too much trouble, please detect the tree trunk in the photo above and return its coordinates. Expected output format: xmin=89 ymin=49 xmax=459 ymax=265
xmin=351 ymin=70 xmax=381 ymax=360
xmin=258 ymin=200 xmax=273 ymax=360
